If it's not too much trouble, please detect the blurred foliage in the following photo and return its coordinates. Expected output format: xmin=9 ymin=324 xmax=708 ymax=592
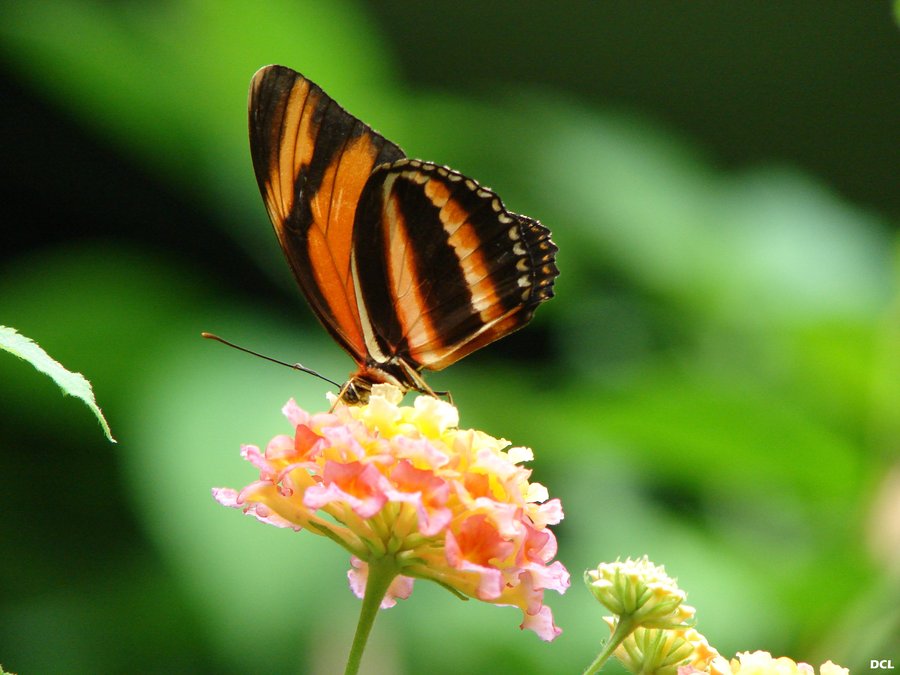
xmin=0 ymin=325 xmax=115 ymax=442
xmin=1 ymin=1 xmax=898 ymax=674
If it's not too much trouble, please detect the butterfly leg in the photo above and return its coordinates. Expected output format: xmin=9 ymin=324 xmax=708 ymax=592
xmin=433 ymin=388 xmax=454 ymax=405
xmin=398 ymin=360 xmax=452 ymax=403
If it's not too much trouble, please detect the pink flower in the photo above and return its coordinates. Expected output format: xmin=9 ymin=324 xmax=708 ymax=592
xmin=214 ymin=384 xmax=569 ymax=640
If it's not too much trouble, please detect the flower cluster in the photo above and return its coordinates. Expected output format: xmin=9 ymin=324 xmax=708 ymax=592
xmin=213 ymin=384 xmax=569 ymax=640
xmin=584 ymin=558 xmax=848 ymax=675
xmin=604 ymin=622 xmax=718 ymax=674
xmin=697 ymin=651 xmax=849 ymax=675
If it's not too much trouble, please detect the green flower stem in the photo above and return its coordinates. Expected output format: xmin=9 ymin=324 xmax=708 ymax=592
xmin=344 ymin=556 xmax=400 ymax=675
xmin=583 ymin=615 xmax=636 ymax=675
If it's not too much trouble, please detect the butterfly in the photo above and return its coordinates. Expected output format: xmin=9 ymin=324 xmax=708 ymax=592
xmin=248 ymin=65 xmax=559 ymax=403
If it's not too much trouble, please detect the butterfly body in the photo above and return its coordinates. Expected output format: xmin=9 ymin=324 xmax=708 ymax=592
xmin=249 ymin=65 xmax=558 ymax=402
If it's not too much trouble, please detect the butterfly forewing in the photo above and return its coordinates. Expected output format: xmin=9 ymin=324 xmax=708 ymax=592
xmin=352 ymin=160 xmax=558 ymax=372
xmin=248 ymin=65 xmax=405 ymax=362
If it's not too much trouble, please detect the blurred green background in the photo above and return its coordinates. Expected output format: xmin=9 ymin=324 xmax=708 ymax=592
xmin=1 ymin=2 xmax=898 ymax=673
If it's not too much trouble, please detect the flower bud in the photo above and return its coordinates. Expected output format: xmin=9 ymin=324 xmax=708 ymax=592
xmin=586 ymin=556 xmax=693 ymax=629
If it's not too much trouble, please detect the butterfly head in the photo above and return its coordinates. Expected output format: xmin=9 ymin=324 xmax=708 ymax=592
xmin=338 ymin=378 xmax=372 ymax=405
xmin=337 ymin=361 xmax=439 ymax=405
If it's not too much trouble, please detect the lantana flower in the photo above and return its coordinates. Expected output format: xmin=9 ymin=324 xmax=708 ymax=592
xmin=213 ymin=384 xmax=569 ymax=647
xmin=583 ymin=557 xmax=848 ymax=675
xmin=694 ymin=651 xmax=850 ymax=675
xmin=583 ymin=556 xmax=697 ymax=674
xmin=586 ymin=556 xmax=695 ymax=629
xmin=601 ymin=621 xmax=718 ymax=675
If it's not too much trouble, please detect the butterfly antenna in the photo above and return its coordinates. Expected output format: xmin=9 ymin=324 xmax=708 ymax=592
xmin=201 ymin=332 xmax=341 ymax=388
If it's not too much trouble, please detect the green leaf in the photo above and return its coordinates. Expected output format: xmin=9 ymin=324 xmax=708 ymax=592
xmin=0 ymin=325 xmax=115 ymax=443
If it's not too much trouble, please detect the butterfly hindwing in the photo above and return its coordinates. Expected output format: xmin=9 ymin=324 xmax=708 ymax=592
xmin=248 ymin=65 xmax=405 ymax=362
xmin=352 ymin=160 xmax=558 ymax=372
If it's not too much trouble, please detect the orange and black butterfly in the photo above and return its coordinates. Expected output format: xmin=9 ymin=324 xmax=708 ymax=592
xmin=248 ymin=65 xmax=558 ymax=403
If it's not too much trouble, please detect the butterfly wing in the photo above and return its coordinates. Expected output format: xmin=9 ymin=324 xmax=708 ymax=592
xmin=351 ymin=160 xmax=558 ymax=372
xmin=248 ymin=65 xmax=405 ymax=362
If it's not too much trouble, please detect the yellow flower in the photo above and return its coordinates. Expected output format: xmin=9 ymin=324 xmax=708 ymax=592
xmin=586 ymin=556 xmax=694 ymax=629
xmin=683 ymin=628 xmax=721 ymax=671
xmin=692 ymin=651 xmax=850 ymax=675
xmin=213 ymin=384 xmax=569 ymax=640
